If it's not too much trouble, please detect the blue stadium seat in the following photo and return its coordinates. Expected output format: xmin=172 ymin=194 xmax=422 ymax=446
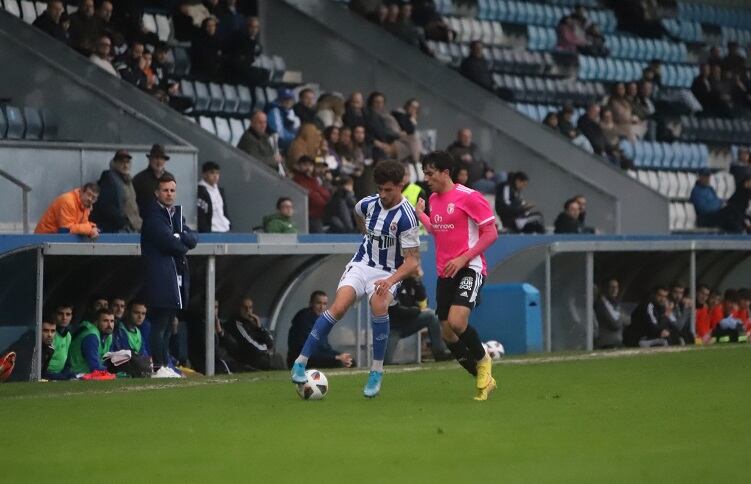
xmin=23 ymin=107 xmax=43 ymax=140
xmin=0 ymin=108 xmax=7 ymax=139
xmin=222 ymin=84 xmax=239 ymax=114
xmin=193 ymin=81 xmax=210 ymax=112
xmin=208 ymin=82 xmax=225 ymax=113
xmin=40 ymin=108 xmax=58 ymax=140
xmin=180 ymin=79 xmax=195 ymax=105
xmin=3 ymin=105 xmax=25 ymax=139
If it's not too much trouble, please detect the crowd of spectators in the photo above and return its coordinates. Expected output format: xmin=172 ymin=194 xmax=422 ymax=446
xmin=594 ymin=279 xmax=751 ymax=349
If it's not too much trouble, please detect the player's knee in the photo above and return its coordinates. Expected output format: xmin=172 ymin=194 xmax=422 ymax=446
xmin=368 ymin=296 xmax=389 ymax=317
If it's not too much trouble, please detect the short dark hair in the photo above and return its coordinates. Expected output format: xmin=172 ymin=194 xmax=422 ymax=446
xmin=297 ymin=155 xmax=314 ymax=165
xmin=651 ymin=285 xmax=669 ymax=295
xmin=82 ymin=182 xmax=100 ymax=194
xmin=563 ymin=198 xmax=577 ymax=210
xmin=55 ymin=302 xmax=73 ymax=311
xmin=42 ymin=320 xmax=56 ymax=327
xmin=96 ymin=307 xmax=115 ymax=319
xmin=309 ymin=290 xmax=327 ymax=303
xmin=697 ymin=284 xmax=711 ymax=292
xmin=737 ymin=288 xmax=751 ymax=300
xmin=128 ymin=300 xmax=147 ymax=309
xmin=202 ymin=161 xmax=220 ymax=173
xmin=512 ymin=171 xmax=529 ymax=183
xmin=670 ymin=280 xmax=685 ymax=290
xmin=724 ymin=289 xmax=739 ymax=302
xmin=374 ymin=160 xmax=406 ymax=185
xmin=366 ymin=91 xmax=385 ymax=108
xmin=157 ymin=173 xmax=176 ymax=186
xmin=299 ymin=88 xmax=314 ymax=100
xmin=276 ymin=197 xmax=292 ymax=209
xmin=422 ymin=150 xmax=456 ymax=175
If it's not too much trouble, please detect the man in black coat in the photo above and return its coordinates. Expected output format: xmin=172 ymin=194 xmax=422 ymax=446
xmin=624 ymin=286 xmax=681 ymax=347
xmin=133 ymin=144 xmax=174 ymax=216
xmin=460 ymin=41 xmax=494 ymax=91
xmin=140 ymin=173 xmax=198 ymax=367
xmin=495 ymin=172 xmax=545 ymax=233
xmin=32 ymin=0 xmax=68 ymax=44
xmin=554 ymin=198 xmax=583 ymax=234
xmin=287 ymin=291 xmax=353 ymax=369
xmin=577 ymin=103 xmax=608 ymax=156
xmin=222 ymin=297 xmax=274 ymax=371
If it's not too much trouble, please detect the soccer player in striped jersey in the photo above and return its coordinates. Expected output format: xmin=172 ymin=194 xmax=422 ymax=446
xmin=416 ymin=151 xmax=499 ymax=401
xmin=291 ymin=160 xmax=421 ymax=398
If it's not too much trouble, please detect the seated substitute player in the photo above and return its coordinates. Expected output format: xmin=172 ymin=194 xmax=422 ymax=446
xmin=416 ymin=151 xmax=499 ymax=401
xmin=290 ymin=160 xmax=421 ymax=398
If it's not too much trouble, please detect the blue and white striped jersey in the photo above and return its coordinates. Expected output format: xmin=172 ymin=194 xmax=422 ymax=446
xmin=351 ymin=195 xmax=420 ymax=273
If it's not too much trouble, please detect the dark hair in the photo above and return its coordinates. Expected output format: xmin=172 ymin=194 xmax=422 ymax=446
xmin=374 ymin=160 xmax=406 ymax=185
xmin=157 ymin=173 xmax=176 ymax=186
xmin=82 ymin=182 xmax=100 ymax=194
xmin=42 ymin=320 xmax=56 ymax=327
xmin=651 ymin=285 xmax=669 ymax=295
xmin=323 ymin=126 xmax=339 ymax=142
xmin=723 ymin=289 xmax=739 ymax=302
xmin=337 ymin=175 xmax=354 ymax=187
xmin=697 ymin=284 xmax=711 ymax=292
xmin=737 ymin=288 xmax=751 ymax=300
xmin=128 ymin=300 xmax=147 ymax=309
xmin=297 ymin=155 xmax=314 ymax=165
xmin=563 ymin=198 xmax=577 ymax=210
xmin=512 ymin=171 xmax=529 ymax=183
xmin=422 ymin=150 xmax=456 ymax=175
xmin=299 ymin=88 xmax=314 ymax=100
xmin=276 ymin=197 xmax=292 ymax=209
xmin=55 ymin=302 xmax=73 ymax=311
xmin=202 ymin=161 xmax=220 ymax=173
xmin=366 ymin=91 xmax=385 ymax=108
xmin=96 ymin=307 xmax=115 ymax=319
xmin=309 ymin=290 xmax=327 ymax=303
xmin=403 ymin=98 xmax=419 ymax=110
xmin=670 ymin=280 xmax=685 ymax=290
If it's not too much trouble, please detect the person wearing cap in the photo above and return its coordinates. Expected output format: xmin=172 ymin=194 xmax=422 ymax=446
xmin=266 ymin=88 xmax=301 ymax=151
xmin=197 ymin=161 xmax=231 ymax=233
xmin=133 ymin=144 xmax=174 ymax=217
xmin=35 ymin=182 xmax=100 ymax=238
xmin=689 ymin=168 xmax=723 ymax=228
xmin=91 ymin=149 xmax=142 ymax=233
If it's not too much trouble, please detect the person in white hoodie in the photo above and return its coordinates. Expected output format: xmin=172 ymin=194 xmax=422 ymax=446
xmin=197 ymin=161 xmax=231 ymax=233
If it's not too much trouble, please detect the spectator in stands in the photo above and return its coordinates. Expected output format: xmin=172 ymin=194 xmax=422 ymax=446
xmin=598 ymin=108 xmax=627 ymax=167
xmin=321 ymin=127 xmax=342 ymax=173
xmin=594 ymin=278 xmax=629 ymax=349
xmin=133 ymin=144 xmax=173 ymax=216
xmin=554 ymin=198 xmax=583 ymax=234
xmin=35 ymin=182 xmax=100 ymax=238
xmin=68 ymin=308 xmax=116 ymax=377
xmin=460 ymin=41 xmax=494 ymax=91
xmin=691 ymin=63 xmax=714 ymax=114
xmin=446 ymin=128 xmax=487 ymax=187
xmin=556 ymin=15 xmax=586 ymax=53
xmin=607 ymin=83 xmax=646 ymax=141
xmin=709 ymin=65 xmax=734 ymax=117
xmin=364 ymin=91 xmax=411 ymax=162
xmin=140 ymin=51 xmax=158 ymax=92
xmin=215 ymin=0 xmax=245 ymax=43
xmin=578 ymin=103 xmax=608 ymax=156
xmin=222 ymin=296 xmax=273 ymax=371
xmin=383 ymin=2 xmax=425 ymax=52
xmin=411 ymin=0 xmax=454 ymax=42
xmin=93 ymin=1 xmax=115 ymax=38
xmin=668 ymin=281 xmax=694 ymax=344
xmin=191 ymin=17 xmax=224 ymax=83
xmin=69 ymin=0 xmax=98 ymax=55
xmin=33 ymin=0 xmax=68 ymax=44
xmin=722 ymin=42 xmax=746 ymax=78
xmin=89 ymin=34 xmax=120 ymax=77
xmin=625 ymin=286 xmax=679 ymax=347
xmin=542 ymin=112 xmax=559 ymax=131
xmin=612 ymin=0 xmax=664 ymax=39
xmin=581 ymin=24 xmax=608 ymax=57
xmin=294 ymin=88 xmax=318 ymax=126
xmin=293 ymin=156 xmax=331 ymax=233
xmin=263 ymin=197 xmax=298 ymax=233
xmin=317 ymin=93 xmax=346 ymax=129
xmin=343 ymin=91 xmax=367 ymax=129
xmin=287 ymin=123 xmax=321 ymax=169
xmin=721 ymin=174 xmax=751 ymax=233
xmin=225 ymin=16 xmax=269 ymax=107
xmin=386 ymin=273 xmax=451 ymax=364
xmin=495 ymin=171 xmax=545 ymax=234
xmin=197 ymin=161 xmax=231 ymax=233
xmin=690 ymin=168 xmax=723 ymax=228
xmin=140 ymin=174 xmax=198 ymax=368
xmin=730 ymin=146 xmax=751 ymax=187
xmin=115 ymin=40 xmax=144 ymax=76
xmin=91 ymin=149 xmax=142 ymax=233
xmin=325 ymin=176 xmax=358 ymax=234
xmin=706 ymin=46 xmax=723 ymax=68
xmin=152 ymin=43 xmax=175 ymax=88
xmin=573 ymin=195 xmax=595 ymax=233
xmin=557 ymin=104 xmax=576 ymax=137
xmin=335 ymin=127 xmax=360 ymax=177
xmin=351 ymin=125 xmax=377 ymax=198
xmin=267 ymin=89 xmax=301 ymax=152
xmin=454 ymin=166 xmax=470 ymax=186
xmin=287 ymin=290 xmax=354 ymax=369
xmin=695 ymin=284 xmax=712 ymax=343
xmin=44 ymin=303 xmax=75 ymax=380
xmin=238 ymin=111 xmax=284 ymax=175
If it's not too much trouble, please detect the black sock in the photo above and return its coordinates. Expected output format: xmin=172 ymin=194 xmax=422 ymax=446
xmin=446 ymin=340 xmax=477 ymax=376
xmin=458 ymin=325 xmax=487 ymax=362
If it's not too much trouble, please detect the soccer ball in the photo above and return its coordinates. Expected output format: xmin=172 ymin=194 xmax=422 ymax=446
xmin=483 ymin=340 xmax=505 ymax=360
xmin=296 ymin=369 xmax=329 ymax=400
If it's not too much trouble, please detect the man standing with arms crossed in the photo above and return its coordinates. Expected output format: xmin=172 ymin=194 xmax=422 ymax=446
xmin=417 ymin=151 xmax=499 ymax=401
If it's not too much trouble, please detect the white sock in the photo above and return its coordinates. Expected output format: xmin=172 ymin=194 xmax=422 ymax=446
xmin=371 ymin=360 xmax=384 ymax=373
xmin=294 ymin=355 xmax=309 ymax=366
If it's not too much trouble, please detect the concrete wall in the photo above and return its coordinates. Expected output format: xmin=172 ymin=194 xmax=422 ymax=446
xmin=0 ymin=142 xmax=197 ymax=231
xmin=0 ymin=11 xmax=308 ymax=232
xmin=264 ymin=0 xmax=670 ymax=234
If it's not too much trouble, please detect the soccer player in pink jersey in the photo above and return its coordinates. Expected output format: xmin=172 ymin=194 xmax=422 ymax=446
xmin=416 ymin=151 xmax=499 ymax=401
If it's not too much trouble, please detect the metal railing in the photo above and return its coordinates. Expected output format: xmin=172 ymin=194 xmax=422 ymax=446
xmin=0 ymin=168 xmax=31 ymax=233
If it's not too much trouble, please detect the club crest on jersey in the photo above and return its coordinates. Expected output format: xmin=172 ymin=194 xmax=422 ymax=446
xmin=389 ymin=222 xmax=398 ymax=234
xmin=447 ymin=203 xmax=455 ymax=214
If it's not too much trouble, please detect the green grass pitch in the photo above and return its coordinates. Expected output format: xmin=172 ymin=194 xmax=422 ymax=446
xmin=1 ymin=345 xmax=749 ymax=483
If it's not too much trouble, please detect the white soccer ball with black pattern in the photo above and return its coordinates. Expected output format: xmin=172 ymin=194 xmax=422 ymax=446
xmin=296 ymin=369 xmax=329 ymax=400
xmin=483 ymin=340 xmax=505 ymax=360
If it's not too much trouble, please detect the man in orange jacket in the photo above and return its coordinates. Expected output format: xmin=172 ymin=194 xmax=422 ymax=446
xmin=34 ymin=183 xmax=100 ymax=238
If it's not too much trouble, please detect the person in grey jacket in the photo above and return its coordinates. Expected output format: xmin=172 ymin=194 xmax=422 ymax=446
xmin=594 ymin=278 xmax=630 ymax=348
xmin=91 ymin=149 xmax=142 ymax=233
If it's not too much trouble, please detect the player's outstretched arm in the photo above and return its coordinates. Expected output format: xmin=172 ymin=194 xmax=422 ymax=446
xmin=373 ymin=247 xmax=421 ymax=296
